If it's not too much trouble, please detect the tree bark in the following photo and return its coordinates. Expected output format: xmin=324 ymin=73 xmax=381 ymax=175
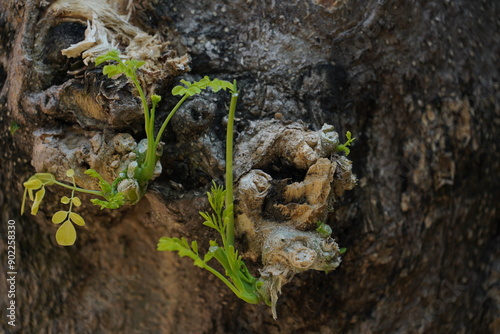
xmin=1 ymin=0 xmax=499 ymax=333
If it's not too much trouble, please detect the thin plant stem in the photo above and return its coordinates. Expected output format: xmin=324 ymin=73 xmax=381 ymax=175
xmin=155 ymin=94 xmax=189 ymax=147
xmin=225 ymin=81 xmax=238 ymax=247
xmin=68 ymin=176 xmax=76 ymax=213
xmin=52 ymin=180 xmax=104 ymax=197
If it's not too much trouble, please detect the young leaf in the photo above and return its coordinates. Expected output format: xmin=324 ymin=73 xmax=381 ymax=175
xmin=316 ymin=221 xmax=332 ymax=238
xmin=171 ymin=85 xmax=186 ymax=96
xmin=31 ymin=187 xmax=46 ymax=215
xmin=61 ymin=196 xmax=71 ymax=204
xmin=85 ymin=169 xmax=113 ymax=195
xmin=95 ymin=49 xmax=121 ymax=66
xmin=191 ymin=240 xmax=199 ymax=255
xmin=66 ymin=169 xmax=75 ymax=177
xmin=56 ymin=220 xmax=77 ymax=246
xmin=336 ymin=131 xmax=356 ymax=156
xmin=103 ymin=64 xmax=127 ymax=78
xmin=69 ymin=212 xmax=85 ymax=226
xmin=52 ymin=211 xmax=68 ymax=224
xmin=23 ymin=179 xmax=43 ymax=190
xmin=90 ymin=193 xmax=125 ymax=209
xmin=33 ymin=173 xmax=56 ymax=185
xmin=84 ymin=169 xmax=101 ymax=178
xmin=72 ymin=197 xmax=82 ymax=207
xmin=124 ymin=59 xmax=145 ymax=71
xmin=9 ymin=121 xmax=20 ymax=135
xmin=151 ymin=94 xmax=161 ymax=104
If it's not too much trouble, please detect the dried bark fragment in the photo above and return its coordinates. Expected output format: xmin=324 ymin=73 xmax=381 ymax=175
xmin=234 ymin=121 xmax=356 ymax=317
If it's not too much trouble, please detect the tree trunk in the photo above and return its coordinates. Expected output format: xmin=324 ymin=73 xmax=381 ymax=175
xmin=1 ymin=0 xmax=499 ymax=333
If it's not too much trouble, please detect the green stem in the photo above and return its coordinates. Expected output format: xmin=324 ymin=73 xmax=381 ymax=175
xmin=68 ymin=176 xmax=76 ymax=213
xmin=138 ymin=94 xmax=189 ymax=182
xmin=225 ymin=81 xmax=238 ymax=247
xmin=52 ymin=180 xmax=104 ymax=197
xmin=141 ymin=99 xmax=158 ymax=181
xmin=203 ymin=263 xmax=259 ymax=304
xmin=130 ymin=76 xmax=157 ymax=180
xmin=155 ymin=94 xmax=189 ymax=147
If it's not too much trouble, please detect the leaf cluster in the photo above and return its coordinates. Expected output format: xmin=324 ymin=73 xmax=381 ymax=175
xmin=336 ymin=131 xmax=356 ymax=156
xmin=172 ymin=76 xmax=234 ymax=97
xmin=95 ymin=50 xmax=145 ymax=80
xmin=157 ymin=237 xmax=215 ymax=268
xmin=85 ymin=169 xmax=125 ymax=209
xmin=158 ymin=182 xmax=261 ymax=305
xmin=315 ymin=221 xmax=333 ymax=238
xmin=21 ymin=173 xmax=55 ymax=215
xmin=21 ymin=168 xmax=126 ymax=245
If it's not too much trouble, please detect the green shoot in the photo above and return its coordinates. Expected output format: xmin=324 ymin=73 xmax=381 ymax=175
xmin=158 ymin=81 xmax=265 ymax=305
xmin=336 ymin=131 xmax=356 ymax=156
xmin=95 ymin=50 xmax=236 ymax=183
xmin=22 ymin=170 xmax=89 ymax=245
xmin=9 ymin=121 xmax=19 ymax=135
xmin=316 ymin=221 xmax=332 ymax=238
xmin=22 ymin=49 xmax=239 ymax=246
xmin=84 ymin=169 xmax=125 ymax=209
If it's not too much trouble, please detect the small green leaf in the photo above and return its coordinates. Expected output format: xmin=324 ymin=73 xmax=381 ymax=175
xmin=52 ymin=211 xmax=68 ymax=224
xmin=202 ymin=221 xmax=217 ymax=230
xmin=33 ymin=173 xmax=56 ymax=185
xmin=336 ymin=131 xmax=356 ymax=156
xmin=186 ymin=86 xmax=201 ymax=96
xmin=72 ymin=197 xmax=82 ymax=207
xmin=84 ymin=169 xmax=100 ymax=178
xmin=103 ymin=64 xmax=126 ymax=78
xmin=69 ymin=212 xmax=85 ymax=226
xmin=95 ymin=49 xmax=121 ymax=65
xmin=9 ymin=121 xmax=20 ymax=135
xmin=66 ymin=169 xmax=75 ymax=177
xmin=193 ymin=258 xmax=205 ymax=268
xmin=203 ymin=251 xmax=215 ymax=263
xmin=191 ymin=240 xmax=199 ymax=255
xmin=124 ymin=59 xmax=145 ymax=70
xmin=90 ymin=193 xmax=125 ymax=209
xmin=171 ymin=86 xmax=186 ymax=96
xmin=339 ymin=248 xmax=347 ymax=254
xmin=61 ymin=196 xmax=70 ymax=204
xmin=56 ymin=220 xmax=77 ymax=246
xmin=316 ymin=221 xmax=332 ymax=238
xmin=31 ymin=187 xmax=46 ymax=215
xmin=85 ymin=169 xmax=112 ymax=195
xmin=23 ymin=179 xmax=43 ymax=190
xmin=151 ymin=94 xmax=161 ymax=104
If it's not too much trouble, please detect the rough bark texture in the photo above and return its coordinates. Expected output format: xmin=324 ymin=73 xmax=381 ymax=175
xmin=1 ymin=0 xmax=499 ymax=333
